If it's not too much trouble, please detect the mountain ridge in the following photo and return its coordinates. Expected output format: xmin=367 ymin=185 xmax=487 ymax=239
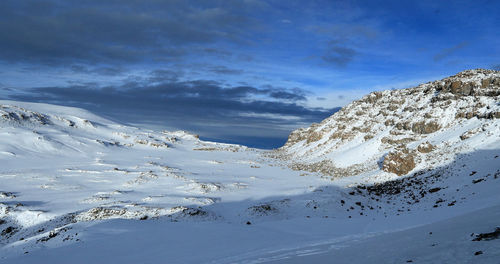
xmin=276 ymin=69 xmax=499 ymax=180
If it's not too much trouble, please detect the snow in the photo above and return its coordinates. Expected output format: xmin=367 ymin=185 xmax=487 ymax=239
xmin=1 ymin=69 xmax=500 ymax=263
xmin=251 ymin=204 xmax=500 ymax=264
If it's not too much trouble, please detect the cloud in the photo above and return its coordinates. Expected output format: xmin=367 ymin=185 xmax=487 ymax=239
xmin=309 ymin=24 xmax=378 ymax=66
xmin=208 ymin=65 xmax=244 ymax=75
xmin=0 ymin=0 xmax=263 ymax=65
xmin=9 ymin=79 xmax=337 ymax=148
xmin=322 ymin=44 xmax=357 ymax=67
xmin=147 ymin=69 xmax=184 ymax=83
xmin=433 ymin=41 xmax=469 ymax=62
xmin=69 ymin=65 xmax=126 ymax=76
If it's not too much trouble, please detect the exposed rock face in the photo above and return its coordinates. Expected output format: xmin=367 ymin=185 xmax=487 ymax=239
xmin=277 ymin=69 xmax=500 ymax=177
xmin=382 ymin=146 xmax=416 ymax=176
xmin=417 ymin=142 xmax=434 ymax=153
xmin=481 ymin=78 xmax=491 ymax=88
xmin=440 ymin=70 xmax=500 ymax=95
xmin=306 ymin=131 xmax=323 ymax=144
xmin=286 ymin=127 xmax=307 ymax=145
xmin=449 ymin=80 xmax=473 ymax=95
xmin=411 ymin=121 xmax=440 ymax=134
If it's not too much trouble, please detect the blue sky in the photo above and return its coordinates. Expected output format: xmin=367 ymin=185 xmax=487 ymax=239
xmin=0 ymin=0 xmax=499 ymax=148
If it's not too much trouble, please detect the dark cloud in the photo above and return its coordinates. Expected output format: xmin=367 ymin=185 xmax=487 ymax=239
xmin=0 ymin=0 xmax=263 ymax=65
xmin=310 ymin=24 xmax=378 ymax=67
xmin=209 ymin=65 xmax=244 ymax=75
xmin=433 ymin=41 xmax=469 ymax=62
xmin=10 ymin=79 xmax=337 ymax=148
xmin=70 ymin=65 xmax=126 ymax=76
xmin=267 ymin=89 xmax=307 ymax=101
xmin=200 ymin=48 xmax=233 ymax=58
xmin=322 ymin=44 xmax=357 ymax=67
xmin=258 ymin=85 xmax=309 ymax=101
xmin=147 ymin=69 xmax=184 ymax=83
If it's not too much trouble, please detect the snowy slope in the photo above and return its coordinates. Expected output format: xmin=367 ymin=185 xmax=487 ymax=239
xmin=1 ymin=69 xmax=500 ymax=263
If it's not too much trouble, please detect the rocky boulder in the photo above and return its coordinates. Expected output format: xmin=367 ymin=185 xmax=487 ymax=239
xmin=411 ymin=121 xmax=441 ymax=134
xmin=382 ymin=146 xmax=416 ymax=176
xmin=417 ymin=142 xmax=435 ymax=153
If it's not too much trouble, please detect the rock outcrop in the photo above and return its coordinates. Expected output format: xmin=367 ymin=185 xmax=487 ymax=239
xmin=382 ymin=146 xmax=416 ymax=176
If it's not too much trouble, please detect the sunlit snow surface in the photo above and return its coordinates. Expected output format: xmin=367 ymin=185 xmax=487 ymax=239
xmin=1 ymin=99 xmax=499 ymax=263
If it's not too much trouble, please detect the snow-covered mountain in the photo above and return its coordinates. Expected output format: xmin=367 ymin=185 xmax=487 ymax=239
xmin=1 ymin=69 xmax=500 ymax=263
xmin=279 ymin=69 xmax=499 ymax=178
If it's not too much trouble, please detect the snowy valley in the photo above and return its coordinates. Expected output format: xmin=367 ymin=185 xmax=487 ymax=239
xmin=1 ymin=69 xmax=500 ymax=263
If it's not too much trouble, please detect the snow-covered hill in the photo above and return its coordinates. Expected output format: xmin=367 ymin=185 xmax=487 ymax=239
xmin=279 ymin=69 xmax=499 ymax=179
xmin=1 ymin=69 xmax=500 ymax=263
